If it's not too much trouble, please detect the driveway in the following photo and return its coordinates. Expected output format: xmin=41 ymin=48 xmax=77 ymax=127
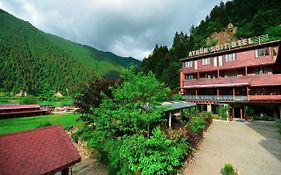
xmin=183 ymin=120 xmax=281 ymax=175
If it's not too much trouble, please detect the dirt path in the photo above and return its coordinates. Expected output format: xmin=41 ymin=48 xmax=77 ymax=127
xmin=183 ymin=120 xmax=281 ymax=175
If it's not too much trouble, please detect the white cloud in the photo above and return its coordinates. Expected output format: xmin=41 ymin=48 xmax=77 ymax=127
xmin=0 ymin=0 xmax=225 ymax=60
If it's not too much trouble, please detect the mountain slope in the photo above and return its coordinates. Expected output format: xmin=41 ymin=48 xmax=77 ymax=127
xmin=0 ymin=9 xmax=140 ymax=96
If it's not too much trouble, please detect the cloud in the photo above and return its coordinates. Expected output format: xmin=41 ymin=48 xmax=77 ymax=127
xmin=0 ymin=0 xmax=225 ymax=60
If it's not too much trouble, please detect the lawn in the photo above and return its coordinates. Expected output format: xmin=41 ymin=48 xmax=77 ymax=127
xmin=0 ymin=113 xmax=83 ymax=135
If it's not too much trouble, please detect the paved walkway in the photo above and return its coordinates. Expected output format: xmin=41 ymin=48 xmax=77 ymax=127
xmin=183 ymin=120 xmax=281 ymax=175
xmin=72 ymin=159 xmax=107 ymax=175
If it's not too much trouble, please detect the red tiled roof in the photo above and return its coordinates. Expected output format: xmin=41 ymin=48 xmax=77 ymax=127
xmin=0 ymin=125 xmax=81 ymax=175
xmin=0 ymin=104 xmax=40 ymax=110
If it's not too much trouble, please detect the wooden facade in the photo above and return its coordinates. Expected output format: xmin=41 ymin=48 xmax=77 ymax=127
xmin=0 ymin=104 xmax=49 ymax=119
xmin=180 ymin=39 xmax=281 ymax=119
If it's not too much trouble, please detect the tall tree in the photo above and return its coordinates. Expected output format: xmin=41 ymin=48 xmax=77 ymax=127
xmin=82 ymin=68 xmax=189 ymax=174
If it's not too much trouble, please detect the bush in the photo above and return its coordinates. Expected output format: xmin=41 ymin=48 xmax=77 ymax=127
xmin=211 ymin=114 xmax=221 ymax=119
xmin=19 ymin=96 xmax=39 ymax=104
xmin=36 ymin=121 xmax=52 ymax=128
xmin=253 ymin=114 xmax=274 ymax=121
xmin=224 ymin=163 xmax=235 ymax=175
xmin=216 ymin=105 xmax=229 ymax=120
xmin=183 ymin=107 xmax=199 ymax=118
xmin=244 ymin=106 xmax=254 ymax=119
xmin=186 ymin=116 xmax=205 ymax=133
xmin=117 ymin=128 xmax=189 ymax=175
xmin=275 ymin=119 xmax=281 ymax=135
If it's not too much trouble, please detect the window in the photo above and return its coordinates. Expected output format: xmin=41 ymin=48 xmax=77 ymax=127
xmin=185 ymin=74 xmax=194 ymax=80
xmin=194 ymin=60 xmax=198 ymax=70
xmin=202 ymin=58 xmax=211 ymax=65
xmin=218 ymin=56 xmax=223 ymax=66
xmin=255 ymin=47 xmax=269 ymax=57
xmin=225 ymin=53 xmax=236 ymax=62
xmin=184 ymin=61 xmax=193 ymax=68
xmin=213 ymin=57 xmax=217 ymax=67
xmin=255 ymin=67 xmax=265 ymax=75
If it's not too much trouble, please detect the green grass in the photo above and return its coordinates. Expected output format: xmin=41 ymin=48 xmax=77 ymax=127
xmin=39 ymin=98 xmax=74 ymax=106
xmin=0 ymin=113 xmax=83 ymax=135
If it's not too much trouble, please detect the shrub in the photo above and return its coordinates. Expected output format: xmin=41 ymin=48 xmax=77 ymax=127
xmin=224 ymin=163 xmax=235 ymax=175
xmin=275 ymin=119 xmax=281 ymax=135
xmin=116 ymin=128 xmax=189 ymax=175
xmin=216 ymin=105 xmax=229 ymax=120
xmin=244 ymin=106 xmax=254 ymax=119
xmin=19 ymin=96 xmax=39 ymax=104
xmin=36 ymin=121 xmax=52 ymax=128
xmin=253 ymin=114 xmax=274 ymax=121
xmin=211 ymin=114 xmax=221 ymax=119
xmin=183 ymin=107 xmax=198 ymax=118
xmin=186 ymin=116 xmax=205 ymax=133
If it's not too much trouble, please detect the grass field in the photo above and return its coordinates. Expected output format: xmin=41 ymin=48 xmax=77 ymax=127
xmin=0 ymin=113 xmax=83 ymax=135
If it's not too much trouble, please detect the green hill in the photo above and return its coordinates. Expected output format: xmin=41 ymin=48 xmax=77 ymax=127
xmin=141 ymin=0 xmax=281 ymax=89
xmin=0 ymin=9 xmax=140 ymax=96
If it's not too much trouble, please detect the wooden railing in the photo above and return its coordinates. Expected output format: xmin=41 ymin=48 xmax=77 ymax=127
xmin=184 ymin=95 xmax=248 ymax=102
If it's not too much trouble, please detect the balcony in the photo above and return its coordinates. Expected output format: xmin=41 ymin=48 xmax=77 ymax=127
xmin=184 ymin=95 xmax=248 ymax=102
xmin=249 ymin=95 xmax=281 ymax=103
xmin=183 ymin=74 xmax=281 ymax=88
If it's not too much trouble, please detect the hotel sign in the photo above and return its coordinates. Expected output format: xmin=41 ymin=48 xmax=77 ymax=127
xmin=188 ymin=34 xmax=269 ymax=57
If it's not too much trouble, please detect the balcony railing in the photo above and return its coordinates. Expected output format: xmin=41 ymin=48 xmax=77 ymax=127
xmin=183 ymin=74 xmax=281 ymax=88
xmin=184 ymin=95 xmax=248 ymax=102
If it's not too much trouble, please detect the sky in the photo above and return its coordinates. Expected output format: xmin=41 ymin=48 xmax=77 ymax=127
xmin=0 ymin=0 xmax=225 ymax=60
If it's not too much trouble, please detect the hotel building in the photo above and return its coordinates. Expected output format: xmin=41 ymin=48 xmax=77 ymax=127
xmin=180 ymin=35 xmax=281 ymax=120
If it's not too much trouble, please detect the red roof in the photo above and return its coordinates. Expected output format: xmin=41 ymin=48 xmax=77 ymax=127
xmin=0 ymin=125 xmax=81 ymax=175
xmin=0 ymin=104 xmax=40 ymax=110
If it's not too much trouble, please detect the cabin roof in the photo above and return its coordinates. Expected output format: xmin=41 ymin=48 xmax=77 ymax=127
xmin=0 ymin=125 xmax=81 ymax=175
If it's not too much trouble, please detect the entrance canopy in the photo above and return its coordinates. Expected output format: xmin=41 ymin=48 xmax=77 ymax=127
xmin=161 ymin=101 xmax=196 ymax=111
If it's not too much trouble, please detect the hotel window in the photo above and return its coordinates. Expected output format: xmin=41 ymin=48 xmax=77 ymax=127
xmin=255 ymin=67 xmax=265 ymax=75
xmin=202 ymin=58 xmax=211 ymax=65
xmin=185 ymin=74 xmax=194 ymax=80
xmin=225 ymin=53 xmax=236 ymax=62
xmin=255 ymin=47 xmax=269 ymax=57
xmin=184 ymin=61 xmax=193 ymax=68
xmin=213 ymin=57 xmax=218 ymax=67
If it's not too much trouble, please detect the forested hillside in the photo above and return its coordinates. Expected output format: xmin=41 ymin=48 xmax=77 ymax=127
xmin=141 ymin=0 xmax=281 ymax=89
xmin=0 ymin=9 xmax=140 ymax=96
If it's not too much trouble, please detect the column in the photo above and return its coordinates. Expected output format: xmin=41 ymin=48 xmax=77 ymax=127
xmin=245 ymin=66 xmax=248 ymax=75
xmin=207 ymin=104 xmax=212 ymax=112
xmin=217 ymin=88 xmax=220 ymax=101
xmin=279 ymin=105 xmax=281 ymax=119
xmin=227 ymin=106 xmax=230 ymax=121
xmin=240 ymin=108 xmax=243 ymax=120
xmin=232 ymin=107 xmax=235 ymax=120
xmin=232 ymin=88 xmax=235 ymax=101
xmin=169 ymin=112 xmax=172 ymax=128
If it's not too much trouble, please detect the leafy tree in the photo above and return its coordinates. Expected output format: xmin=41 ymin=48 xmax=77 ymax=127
xmin=74 ymin=78 xmax=117 ymax=114
xmin=81 ymin=68 xmax=189 ymax=174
